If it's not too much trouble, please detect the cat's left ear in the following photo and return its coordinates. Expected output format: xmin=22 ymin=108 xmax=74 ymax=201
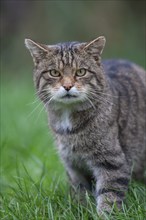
xmin=83 ymin=36 xmax=106 ymax=59
xmin=25 ymin=38 xmax=49 ymax=65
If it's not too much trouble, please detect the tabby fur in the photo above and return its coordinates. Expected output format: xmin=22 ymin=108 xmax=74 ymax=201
xmin=25 ymin=36 xmax=146 ymax=214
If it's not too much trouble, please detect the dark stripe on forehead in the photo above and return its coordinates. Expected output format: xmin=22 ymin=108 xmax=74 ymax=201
xmin=61 ymin=49 xmax=71 ymax=66
xmin=69 ymin=41 xmax=80 ymax=49
xmin=62 ymin=50 xmax=68 ymax=65
xmin=69 ymin=42 xmax=81 ymax=67
xmin=57 ymin=41 xmax=79 ymax=48
xmin=58 ymin=42 xmax=79 ymax=67
xmin=60 ymin=45 xmax=65 ymax=65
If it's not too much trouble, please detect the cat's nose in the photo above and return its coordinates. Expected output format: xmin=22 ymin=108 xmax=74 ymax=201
xmin=63 ymin=84 xmax=73 ymax=91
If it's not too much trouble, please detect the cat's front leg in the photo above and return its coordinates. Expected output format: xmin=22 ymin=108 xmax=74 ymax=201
xmin=93 ymin=155 xmax=130 ymax=214
xmin=65 ymin=163 xmax=93 ymax=204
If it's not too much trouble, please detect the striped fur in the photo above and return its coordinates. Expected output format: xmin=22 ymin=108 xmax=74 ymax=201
xmin=25 ymin=37 xmax=146 ymax=214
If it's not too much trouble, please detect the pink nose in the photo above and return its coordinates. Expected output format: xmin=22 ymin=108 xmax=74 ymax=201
xmin=63 ymin=84 xmax=73 ymax=91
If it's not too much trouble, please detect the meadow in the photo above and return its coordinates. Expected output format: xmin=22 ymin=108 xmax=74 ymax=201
xmin=0 ymin=72 xmax=146 ymax=220
xmin=1 ymin=0 xmax=146 ymax=219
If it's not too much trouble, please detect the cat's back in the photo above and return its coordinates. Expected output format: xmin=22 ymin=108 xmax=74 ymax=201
xmin=102 ymin=59 xmax=146 ymax=107
xmin=102 ymin=59 xmax=146 ymax=125
xmin=102 ymin=59 xmax=146 ymax=177
xmin=102 ymin=59 xmax=146 ymax=85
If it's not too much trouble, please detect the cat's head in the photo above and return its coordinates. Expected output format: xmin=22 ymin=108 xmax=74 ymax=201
xmin=25 ymin=36 xmax=106 ymax=108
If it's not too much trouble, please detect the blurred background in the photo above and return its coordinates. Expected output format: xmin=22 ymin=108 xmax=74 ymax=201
xmin=1 ymin=1 xmax=145 ymax=190
xmin=1 ymin=0 xmax=146 ymax=76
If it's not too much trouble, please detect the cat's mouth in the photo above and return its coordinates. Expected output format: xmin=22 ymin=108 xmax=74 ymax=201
xmin=56 ymin=93 xmax=81 ymax=104
xmin=62 ymin=94 xmax=78 ymax=99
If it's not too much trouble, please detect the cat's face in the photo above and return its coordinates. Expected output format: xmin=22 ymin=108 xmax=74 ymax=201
xmin=25 ymin=37 xmax=106 ymax=108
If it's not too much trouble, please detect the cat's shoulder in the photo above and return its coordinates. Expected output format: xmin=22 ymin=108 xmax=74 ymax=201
xmin=102 ymin=59 xmax=133 ymax=71
xmin=102 ymin=59 xmax=146 ymax=82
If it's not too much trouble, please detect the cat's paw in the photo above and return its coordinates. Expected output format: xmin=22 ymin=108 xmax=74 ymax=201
xmin=97 ymin=199 xmax=122 ymax=218
xmin=97 ymin=202 xmax=111 ymax=215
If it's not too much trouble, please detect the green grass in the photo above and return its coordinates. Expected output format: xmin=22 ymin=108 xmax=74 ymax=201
xmin=0 ymin=75 xmax=146 ymax=220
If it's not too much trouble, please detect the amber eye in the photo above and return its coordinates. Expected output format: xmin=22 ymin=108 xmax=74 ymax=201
xmin=76 ymin=68 xmax=86 ymax=77
xmin=42 ymin=70 xmax=61 ymax=80
xmin=49 ymin=69 xmax=61 ymax=77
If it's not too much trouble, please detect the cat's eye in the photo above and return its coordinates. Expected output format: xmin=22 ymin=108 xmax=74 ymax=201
xmin=49 ymin=69 xmax=61 ymax=77
xmin=42 ymin=69 xmax=61 ymax=79
xmin=76 ymin=68 xmax=86 ymax=77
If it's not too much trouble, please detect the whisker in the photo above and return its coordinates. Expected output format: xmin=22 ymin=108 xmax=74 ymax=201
xmin=27 ymin=102 xmax=44 ymax=119
xmin=88 ymin=91 xmax=115 ymax=106
xmin=35 ymin=100 xmax=49 ymax=122
xmin=96 ymin=95 xmax=115 ymax=106
xmin=36 ymin=95 xmax=55 ymax=119
xmin=27 ymin=92 xmax=50 ymax=106
xmin=85 ymin=94 xmax=96 ymax=110
xmin=89 ymin=89 xmax=118 ymax=98
xmin=35 ymin=88 xmax=50 ymax=95
xmin=27 ymin=97 xmax=41 ymax=106
xmin=96 ymin=91 xmax=118 ymax=98
xmin=47 ymin=96 xmax=54 ymax=105
xmin=27 ymin=96 xmax=49 ymax=119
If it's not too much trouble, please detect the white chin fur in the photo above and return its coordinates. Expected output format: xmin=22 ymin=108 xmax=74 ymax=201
xmin=56 ymin=97 xmax=82 ymax=104
xmin=52 ymin=86 xmax=84 ymax=104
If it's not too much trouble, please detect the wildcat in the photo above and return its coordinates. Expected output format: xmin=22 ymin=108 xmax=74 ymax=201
xmin=25 ymin=36 xmax=146 ymax=214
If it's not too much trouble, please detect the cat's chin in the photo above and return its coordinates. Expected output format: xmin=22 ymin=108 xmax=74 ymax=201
xmin=55 ymin=96 xmax=83 ymax=105
xmin=50 ymin=97 xmax=93 ymax=112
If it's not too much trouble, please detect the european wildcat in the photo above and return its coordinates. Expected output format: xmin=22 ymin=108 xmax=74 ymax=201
xmin=25 ymin=36 xmax=146 ymax=214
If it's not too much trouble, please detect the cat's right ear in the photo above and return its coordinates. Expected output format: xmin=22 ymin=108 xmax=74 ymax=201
xmin=25 ymin=39 xmax=49 ymax=65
